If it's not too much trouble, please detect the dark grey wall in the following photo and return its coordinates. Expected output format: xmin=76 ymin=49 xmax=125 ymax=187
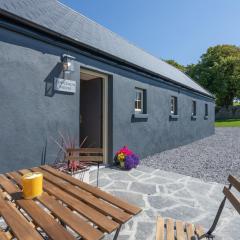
xmin=0 ymin=27 xmax=80 ymax=173
xmin=112 ymin=75 xmax=215 ymax=159
xmin=0 ymin=24 xmax=215 ymax=172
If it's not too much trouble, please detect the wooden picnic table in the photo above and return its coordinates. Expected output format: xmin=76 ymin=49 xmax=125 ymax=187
xmin=0 ymin=165 xmax=141 ymax=240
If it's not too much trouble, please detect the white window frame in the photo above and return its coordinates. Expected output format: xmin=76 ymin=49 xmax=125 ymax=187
xmin=192 ymin=100 xmax=197 ymax=116
xmin=170 ymin=96 xmax=178 ymax=115
xmin=135 ymin=88 xmax=144 ymax=114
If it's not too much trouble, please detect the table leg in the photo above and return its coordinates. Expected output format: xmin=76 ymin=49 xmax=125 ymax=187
xmin=97 ymin=163 xmax=100 ymax=187
xmin=113 ymin=225 xmax=122 ymax=240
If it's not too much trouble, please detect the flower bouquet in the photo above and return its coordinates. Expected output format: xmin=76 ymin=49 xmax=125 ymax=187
xmin=115 ymin=146 xmax=139 ymax=170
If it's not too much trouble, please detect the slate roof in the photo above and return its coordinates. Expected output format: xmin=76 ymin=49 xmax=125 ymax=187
xmin=0 ymin=0 xmax=213 ymax=97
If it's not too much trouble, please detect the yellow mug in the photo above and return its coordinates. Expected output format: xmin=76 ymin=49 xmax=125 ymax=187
xmin=22 ymin=172 xmax=43 ymax=199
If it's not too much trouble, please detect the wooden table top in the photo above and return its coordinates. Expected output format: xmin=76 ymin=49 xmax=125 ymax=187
xmin=0 ymin=165 xmax=141 ymax=240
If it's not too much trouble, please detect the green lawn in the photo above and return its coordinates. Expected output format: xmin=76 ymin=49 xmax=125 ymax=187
xmin=215 ymin=119 xmax=240 ymax=127
xmin=233 ymin=102 xmax=240 ymax=106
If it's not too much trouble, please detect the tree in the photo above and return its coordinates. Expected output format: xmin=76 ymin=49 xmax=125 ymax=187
xmin=186 ymin=45 xmax=240 ymax=107
xmin=165 ymin=59 xmax=186 ymax=73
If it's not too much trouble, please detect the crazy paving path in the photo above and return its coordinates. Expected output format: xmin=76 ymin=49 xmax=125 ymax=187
xmin=90 ymin=165 xmax=240 ymax=240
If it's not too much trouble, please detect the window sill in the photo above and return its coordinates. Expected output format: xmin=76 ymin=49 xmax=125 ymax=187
xmin=204 ymin=116 xmax=209 ymax=120
xmin=169 ymin=114 xmax=179 ymax=120
xmin=133 ymin=113 xmax=148 ymax=119
xmin=191 ymin=115 xmax=197 ymax=120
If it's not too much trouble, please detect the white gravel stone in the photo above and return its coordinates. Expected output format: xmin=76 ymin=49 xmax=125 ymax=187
xmin=141 ymin=128 xmax=240 ymax=184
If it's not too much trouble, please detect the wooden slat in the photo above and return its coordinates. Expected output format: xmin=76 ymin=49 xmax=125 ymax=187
xmin=32 ymin=167 xmax=131 ymax=223
xmin=0 ymin=231 xmax=11 ymax=240
xmin=39 ymin=193 xmax=104 ymax=240
xmin=166 ymin=219 xmax=174 ymax=240
xmin=17 ymin=170 xmax=118 ymax=233
xmin=176 ymin=220 xmax=185 ymax=240
xmin=228 ymin=175 xmax=240 ymax=192
xmin=155 ymin=217 xmax=164 ymax=240
xmin=8 ymin=172 xmax=104 ymax=240
xmin=195 ymin=225 xmax=206 ymax=240
xmin=67 ymin=148 xmax=103 ymax=154
xmin=41 ymin=165 xmax=141 ymax=215
xmin=0 ymin=192 xmax=42 ymax=240
xmin=223 ymin=187 xmax=240 ymax=214
xmin=0 ymin=175 xmax=75 ymax=240
xmin=18 ymin=169 xmax=33 ymax=175
xmin=186 ymin=223 xmax=194 ymax=240
xmin=66 ymin=156 xmax=103 ymax=162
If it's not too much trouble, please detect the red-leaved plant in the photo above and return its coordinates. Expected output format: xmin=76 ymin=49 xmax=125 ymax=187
xmin=51 ymin=131 xmax=88 ymax=173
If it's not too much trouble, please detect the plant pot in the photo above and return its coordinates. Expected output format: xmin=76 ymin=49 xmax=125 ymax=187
xmin=120 ymin=161 xmax=125 ymax=168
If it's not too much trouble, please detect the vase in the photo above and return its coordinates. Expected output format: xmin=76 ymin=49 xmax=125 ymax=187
xmin=120 ymin=161 xmax=125 ymax=168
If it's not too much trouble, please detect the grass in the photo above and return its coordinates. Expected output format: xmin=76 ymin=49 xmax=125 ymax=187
xmin=215 ymin=119 xmax=240 ymax=127
xmin=233 ymin=102 xmax=240 ymax=106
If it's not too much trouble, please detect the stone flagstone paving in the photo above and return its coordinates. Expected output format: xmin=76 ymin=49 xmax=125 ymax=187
xmin=90 ymin=165 xmax=240 ymax=240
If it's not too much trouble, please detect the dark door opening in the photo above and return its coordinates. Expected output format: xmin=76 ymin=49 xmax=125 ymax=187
xmin=80 ymin=72 xmax=103 ymax=148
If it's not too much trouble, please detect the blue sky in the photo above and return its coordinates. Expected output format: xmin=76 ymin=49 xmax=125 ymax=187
xmin=59 ymin=0 xmax=240 ymax=65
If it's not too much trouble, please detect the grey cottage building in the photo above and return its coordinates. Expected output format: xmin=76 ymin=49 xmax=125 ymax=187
xmin=0 ymin=0 xmax=215 ymax=172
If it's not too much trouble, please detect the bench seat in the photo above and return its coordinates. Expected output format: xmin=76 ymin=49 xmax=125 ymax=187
xmin=156 ymin=217 xmax=206 ymax=240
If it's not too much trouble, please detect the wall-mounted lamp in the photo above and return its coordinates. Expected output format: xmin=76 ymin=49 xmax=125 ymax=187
xmin=62 ymin=54 xmax=75 ymax=73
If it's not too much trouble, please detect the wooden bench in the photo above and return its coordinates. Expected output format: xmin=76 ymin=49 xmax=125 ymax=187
xmin=66 ymin=148 xmax=103 ymax=186
xmin=156 ymin=174 xmax=240 ymax=240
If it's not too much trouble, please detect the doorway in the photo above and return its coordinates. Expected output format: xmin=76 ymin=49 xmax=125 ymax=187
xmin=80 ymin=68 xmax=108 ymax=163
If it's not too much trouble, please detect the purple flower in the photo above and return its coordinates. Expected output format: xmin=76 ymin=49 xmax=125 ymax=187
xmin=131 ymin=154 xmax=140 ymax=167
xmin=124 ymin=155 xmax=135 ymax=170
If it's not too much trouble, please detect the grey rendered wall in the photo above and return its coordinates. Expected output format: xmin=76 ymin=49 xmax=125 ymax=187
xmin=0 ymin=27 xmax=80 ymax=173
xmin=111 ymin=75 xmax=215 ymax=159
xmin=0 ymin=25 xmax=215 ymax=172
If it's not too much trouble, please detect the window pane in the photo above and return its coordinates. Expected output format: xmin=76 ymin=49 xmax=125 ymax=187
xmin=171 ymin=97 xmax=174 ymax=113
xmin=136 ymin=92 xmax=140 ymax=101
xmin=205 ymin=104 xmax=208 ymax=116
xmin=135 ymin=88 xmax=144 ymax=113
xmin=136 ymin=100 xmax=140 ymax=110
xmin=138 ymin=100 xmax=142 ymax=110
xmin=174 ymin=97 xmax=177 ymax=115
xmin=192 ymin=101 xmax=196 ymax=116
xmin=171 ymin=96 xmax=177 ymax=115
xmin=135 ymin=100 xmax=138 ymax=109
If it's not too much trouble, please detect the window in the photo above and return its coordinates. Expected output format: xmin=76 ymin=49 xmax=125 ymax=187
xmin=170 ymin=96 xmax=178 ymax=115
xmin=192 ymin=100 xmax=197 ymax=116
xmin=205 ymin=103 xmax=208 ymax=117
xmin=135 ymin=88 xmax=144 ymax=114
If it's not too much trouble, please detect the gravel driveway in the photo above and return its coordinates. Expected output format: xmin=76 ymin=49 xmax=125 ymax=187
xmin=141 ymin=128 xmax=240 ymax=184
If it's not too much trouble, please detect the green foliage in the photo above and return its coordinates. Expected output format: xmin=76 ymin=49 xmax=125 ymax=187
xmin=215 ymin=119 xmax=240 ymax=127
xmin=165 ymin=59 xmax=186 ymax=72
xmin=166 ymin=45 xmax=240 ymax=107
xmin=186 ymin=45 xmax=240 ymax=107
xmin=233 ymin=102 xmax=240 ymax=106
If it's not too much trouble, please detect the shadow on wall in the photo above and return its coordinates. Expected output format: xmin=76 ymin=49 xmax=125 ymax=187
xmin=44 ymin=62 xmax=62 ymax=97
xmin=41 ymin=139 xmax=47 ymax=165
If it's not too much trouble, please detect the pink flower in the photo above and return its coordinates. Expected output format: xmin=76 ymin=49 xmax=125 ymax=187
xmin=116 ymin=146 xmax=133 ymax=156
